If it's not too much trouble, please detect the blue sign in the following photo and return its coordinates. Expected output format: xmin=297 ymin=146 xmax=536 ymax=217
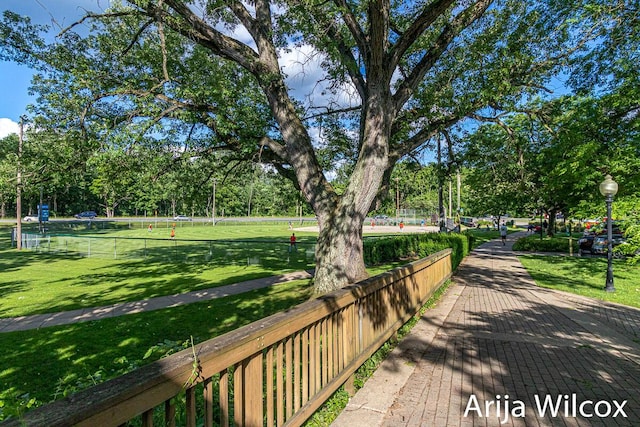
xmin=39 ymin=204 xmax=49 ymax=222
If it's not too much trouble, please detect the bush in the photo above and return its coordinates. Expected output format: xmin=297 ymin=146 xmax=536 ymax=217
xmin=614 ymin=222 xmax=640 ymax=263
xmin=512 ymin=235 xmax=578 ymax=253
xmin=363 ymin=232 xmax=472 ymax=269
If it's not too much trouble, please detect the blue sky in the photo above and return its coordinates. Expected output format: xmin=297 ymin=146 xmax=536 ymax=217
xmin=0 ymin=0 xmax=334 ymax=141
xmin=0 ymin=0 xmax=332 ymax=139
xmin=0 ymin=1 xmax=109 ymax=136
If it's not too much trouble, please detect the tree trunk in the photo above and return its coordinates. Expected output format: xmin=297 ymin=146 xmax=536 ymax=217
xmin=313 ymin=210 xmax=369 ymax=295
xmin=310 ymin=95 xmax=392 ymax=293
xmin=547 ymin=208 xmax=557 ymax=236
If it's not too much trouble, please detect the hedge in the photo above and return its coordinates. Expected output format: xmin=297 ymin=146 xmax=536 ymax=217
xmin=511 ymin=235 xmax=578 ymax=253
xmin=363 ymin=232 xmax=473 ymax=269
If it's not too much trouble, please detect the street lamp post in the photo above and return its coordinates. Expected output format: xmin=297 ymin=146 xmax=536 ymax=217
xmin=599 ymin=175 xmax=618 ymax=292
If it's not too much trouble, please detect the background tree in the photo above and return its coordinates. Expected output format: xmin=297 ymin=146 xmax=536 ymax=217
xmin=461 ymin=117 xmax=533 ymax=221
xmin=462 ymin=91 xmax=639 ymax=233
xmin=0 ymin=134 xmax=19 ymax=218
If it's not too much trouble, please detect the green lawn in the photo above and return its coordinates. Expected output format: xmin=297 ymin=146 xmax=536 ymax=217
xmin=464 ymin=228 xmax=501 ymax=247
xmin=0 ymin=222 xmax=409 ymax=420
xmin=1 ymin=223 xmax=318 ymax=318
xmin=0 ymin=280 xmax=313 ymax=418
xmin=519 ymin=255 xmax=640 ymax=308
xmin=2 ymin=221 xmax=414 ymax=318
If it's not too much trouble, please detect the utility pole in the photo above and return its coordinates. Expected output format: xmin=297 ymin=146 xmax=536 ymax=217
xmin=16 ymin=116 xmax=25 ymax=250
xmin=448 ymin=179 xmax=453 ymax=222
xmin=437 ymin=135 xmax=444 ymax=231
xmin=211 ymin=178 xmax=216 ymax=226
xmin=39 ymin=186 xmax=43 ymax=233
xmin=395 ymin=177 xmax=400 ymax=224
xmin=457 ymin=170 xmax=461 ymax=213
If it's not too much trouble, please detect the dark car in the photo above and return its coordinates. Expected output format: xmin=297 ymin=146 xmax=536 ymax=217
xmin=74 ymin=211 xmax=97 ymax=219
xmin=590 ymin=234 xmax=625 ymax=255
xmin=578 ymin=234 xmax=596 ymax=255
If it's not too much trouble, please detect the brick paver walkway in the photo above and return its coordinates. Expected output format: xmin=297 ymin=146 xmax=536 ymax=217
xmin=335 ymin=233 xmax=640 ymax=427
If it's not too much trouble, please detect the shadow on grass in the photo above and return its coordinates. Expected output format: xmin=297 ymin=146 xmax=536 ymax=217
xmin=521 ymin=255 xmax=636 ymax=291
xmin=0 ymin=231 xmax=317 ymax=317
xmin=0 ymin=281 xmax=313 ymax=409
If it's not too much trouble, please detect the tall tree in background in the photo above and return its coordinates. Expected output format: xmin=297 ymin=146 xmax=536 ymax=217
xmin=461 ymin=117 xmax=534 ymax=220
xmin=1 ymin=0 xmax=621 ymax=293
xmin=462 ymin=90 xmax=639 ymax=233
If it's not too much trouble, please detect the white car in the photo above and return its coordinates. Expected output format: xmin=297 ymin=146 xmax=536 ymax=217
xmin=173 ymin=215 xmax=191 ymax=221
xmin=23 ymin=215 xmax=39 ymax=222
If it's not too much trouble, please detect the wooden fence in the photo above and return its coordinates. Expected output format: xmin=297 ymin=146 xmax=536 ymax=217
xmin=5 ymin=249 xmax=452 ymax=427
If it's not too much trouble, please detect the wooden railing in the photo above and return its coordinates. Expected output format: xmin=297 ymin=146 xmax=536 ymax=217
xmin=5 ymin=249 xmax=452 ymax=427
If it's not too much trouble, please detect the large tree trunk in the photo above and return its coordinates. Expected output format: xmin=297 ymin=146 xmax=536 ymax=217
xmin=311 ymin=94 xmax=392 ymax=293
xmin=313 ymin=209 xmax=369 ymax=295
xmin=155 ymin=0 xmax=393 ymax=294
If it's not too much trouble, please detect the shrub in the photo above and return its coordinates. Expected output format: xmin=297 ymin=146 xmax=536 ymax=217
xmin=363 ymin=232 xmax=471 ymax=269
xmin=512 ymin=235 xmax=578 ymax=253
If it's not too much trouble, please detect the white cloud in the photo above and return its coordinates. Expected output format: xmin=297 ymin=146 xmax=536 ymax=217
xmin=0 ymin=118 xmax=20 ymax=138
xmin=279 ymin=45 xmax=359 ymax=113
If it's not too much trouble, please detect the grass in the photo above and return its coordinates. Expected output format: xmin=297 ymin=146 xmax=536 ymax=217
xmin=512 ymin=232 xmax=581 ymax=253
xmin=0 ymin=221 xmax=411 ymax=421
xmin=464 ymin=228 xmax=501 ymax=247
xmin=2 ymin=222 xmax=422 ymax=318
xmin=0 ymin=251 xmax=313 ymax=318
xmin=0 ymin=224 xmax=318 ymax=318
xmin=0 ymin=280 xmax=313 ymax=416
xmin=519 ymin=255 xmax=640 ymax=308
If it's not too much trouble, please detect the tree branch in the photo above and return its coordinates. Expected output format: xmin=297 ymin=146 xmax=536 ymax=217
xmin=388 ymin=0 xmax=456 ymax=70
xmin=392 ymin=0 xmax=492 ymax=111
xmin=152 ymin=0 xmax=262 ymax=74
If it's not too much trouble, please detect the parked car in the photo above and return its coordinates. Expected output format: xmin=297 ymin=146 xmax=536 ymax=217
xmin=173 ymin=215 xmax=191 ymax=221
xmin=74 ymin=211 xmax=97 ymax=219
xmin=578 ymin=234 xmax=596 ymax=255
xmin=373 ymin=215 xmax=389 ymax=224
xmin=460 ymin=217 xmax=476 ymax=227
xmin=590 ymin=234 xmax=625 ymax=255
xmin=23 ymin=215 xmax=39 ymax=222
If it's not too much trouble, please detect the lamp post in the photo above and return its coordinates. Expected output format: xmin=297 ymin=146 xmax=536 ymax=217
xmin=599 ymin=175 xmax=618 ymax=292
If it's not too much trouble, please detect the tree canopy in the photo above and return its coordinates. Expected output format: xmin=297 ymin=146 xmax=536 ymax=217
xmin=1 ymin=0 xmax=633 ymax=293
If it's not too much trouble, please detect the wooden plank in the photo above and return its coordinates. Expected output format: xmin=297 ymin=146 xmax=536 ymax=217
xmin=165 ymin=399 xmax=176 ymax=427
xmin=204 ymin=377 xmax=213 ymax=427
xmin=314 ymin=322 xmax=321 ymax=394
xmin=220 ymin=369 xmax=229 ymax=427
xmin=234 ymin=363 xmax=244 ymax=426
xmin=321 ymin=319 xmax=328 ymax=387
xmin=244 ymin=353 xmax=264 ymax=427
xmin=294 ymin=333 xmax=301 ymax=411
xmin=302 ymin=328 xmax=309 ymax=405
xmin=185 ymin=387 xmax=196 ymax=427
xmin=285 ymin=337 xmax=293 ymax=418
xmin=141 ymin=408 xmax=153 ymax=427
xmin=266 ymin=347 xmax=274 ymax=427
xmin=276 ymin=341 xmax=284 ymax=426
